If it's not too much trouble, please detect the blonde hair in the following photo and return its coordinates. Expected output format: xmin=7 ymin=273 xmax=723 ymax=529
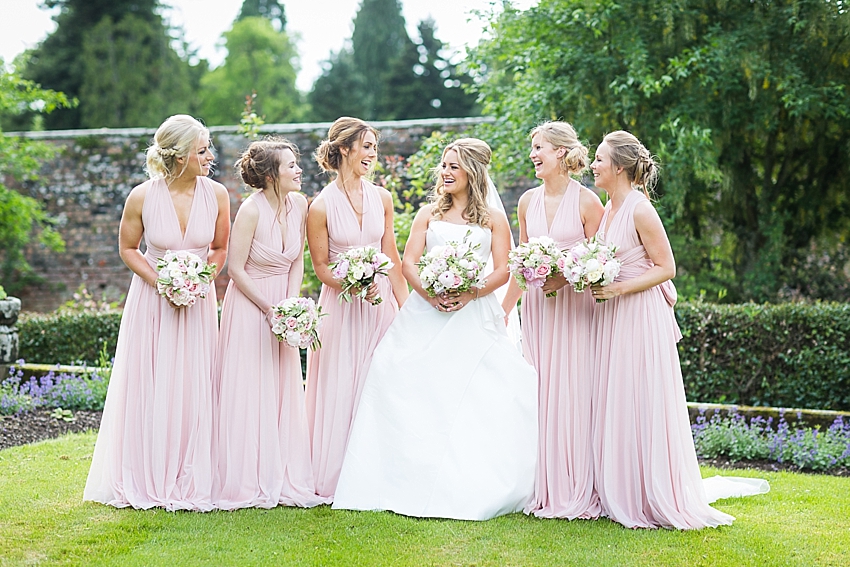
xmin=313 ymin=116 xmax=378 ymax=174
xmin=602 ymin=130 xmax=659 ymax=197
xmin=530 ymin=121 xmax=588 ymax=175
xmin=145 ymin=114 xmax=209 ymax=181
xmin=430 ymin=138 xmax=492 ymax=228
xmin=235 ymin=137 xmax=300 ymax=219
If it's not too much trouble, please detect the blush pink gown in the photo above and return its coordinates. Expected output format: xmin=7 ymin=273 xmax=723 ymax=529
xmin=305 ymin=180 xmax=398 ymax=500
xmin=592 ymin=190 xmax=734 ymax=529
xmin=522 ymin=181 xmax=601 ymax=519
xmin=84 ymin=177 xmax=220 ymax=511
xmin=213 ymin=192 xmax=322 ymax=509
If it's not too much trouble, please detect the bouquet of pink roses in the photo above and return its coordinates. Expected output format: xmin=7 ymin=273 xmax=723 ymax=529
xmin=508 ymin=236 xmax=565 ymax=298
xmin=269 ymin=297 xmax=325 ymax=350
xmin=417 ymin=230 xmax=487 ymax=297
xmin=155 ymin=250 xmax=216 ymax=307
xmin=330 ymin=246 xmax=393 ymax=305
xmin=563 ymin=236 xmax=621 ymax=301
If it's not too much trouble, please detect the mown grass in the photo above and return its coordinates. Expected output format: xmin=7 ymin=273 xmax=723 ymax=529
xmin=1 ymin=432 xmax=848 ymax=566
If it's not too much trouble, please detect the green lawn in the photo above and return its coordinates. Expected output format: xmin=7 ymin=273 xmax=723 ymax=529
xmin=1 ymin=433 xmax=848 ymax=566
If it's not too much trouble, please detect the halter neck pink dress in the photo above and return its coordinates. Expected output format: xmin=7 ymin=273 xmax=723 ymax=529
xmin=305 ymin=180 xmax=398 ymax=500
xmin=84 ymin=177 xmax=220 ymax=511
xmin=521 ymin=180 xmax=601 ymax=519
xmin=592 ymin=190 xmax=734 ymax=529
xmin=213 ymin=192 xmax=321 ymax=509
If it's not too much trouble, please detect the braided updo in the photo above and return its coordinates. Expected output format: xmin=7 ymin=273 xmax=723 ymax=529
xmin=235 ymin=137 xmax=300 ymax=217
xmin=313 ymin=117 xmax=378 ymax=174
xmin=602 ymin=130 xmax=659 ymax=197
xmin=530 ymin=121 xmax=588 ymax=175
xmin=145 ymin=115 xmax=209 ymax=181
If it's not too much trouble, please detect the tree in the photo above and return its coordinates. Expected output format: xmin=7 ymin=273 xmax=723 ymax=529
xmin=309 ymin=48 xmax=369 ymax=121
xmin=469 ymin=0 xmax=850 ymax=302
xmin=0 ymin=63 xmax=70 ymax=293
xmin=199 ymin=16 xmax=302 ymax=125
xmin=237 ymin=0 xmax=287 ymax=31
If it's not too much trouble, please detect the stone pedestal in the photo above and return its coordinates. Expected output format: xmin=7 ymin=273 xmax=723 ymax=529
xmin=0 ymin=296 xmax=22 ymax=368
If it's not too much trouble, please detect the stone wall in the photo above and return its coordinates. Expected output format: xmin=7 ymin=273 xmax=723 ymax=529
xmin=6 ymin=117 xmax=532 ymax=312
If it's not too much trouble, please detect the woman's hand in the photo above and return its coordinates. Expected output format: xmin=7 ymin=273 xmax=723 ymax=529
xmin=351 ymin=281 xmax=380 ymax=304
xmin=541 ymin=272 xmax=568 ymax=295
xmin=434 ymin=288 xmax=477 ymax=313
xmin=590 ymin=282 xmax=623 ymax=302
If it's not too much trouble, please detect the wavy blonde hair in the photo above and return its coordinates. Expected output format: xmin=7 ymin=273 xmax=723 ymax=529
xmin=313 ymin=116 xmax=378 ymax=174
xmin=602 ymin=130 xmax=660 ymax=198
xmin=145 ymin=115 xmax=209 ymax=181
xmin=430 ymin=138 xmax=492 ymax=228
xmin=530 ymin=121 xmax=588 ymax=175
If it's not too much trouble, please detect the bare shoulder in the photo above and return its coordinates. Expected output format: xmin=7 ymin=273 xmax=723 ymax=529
xmin=236 ymin=194 xmax=260 ymax=219
xmin=290 ymin=191 xmax=309 ymax=213
xmin=124 ymin=180 xmax=151 ymax=211
xmin=518 ymin=186 xmax=539 ymax=207
xmin=579 ymin=185 xmax=602 ymax=203
xmin=633 ymin=198 xmax=663 ymax=228
xmin=308 ymin=190 xmax=328 ymax=215
xmin=488 ymin=205 xmax=510 ymax=229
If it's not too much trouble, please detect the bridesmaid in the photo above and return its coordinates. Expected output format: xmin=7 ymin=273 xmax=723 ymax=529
xmin=213 ymin=139 xmax=321 ymax=509
xmin=84 ymin=115 xmax=230 ymax=511
xmin=305 ymin=117 xmax=408 ymax=500
xmin=505 ymin=121 xmax=604 ymax=519
xmin=589 ymin=131 xmax=733 ymax=529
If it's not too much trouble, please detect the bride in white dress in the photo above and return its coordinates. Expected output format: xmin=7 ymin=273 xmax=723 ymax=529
xmin=332 ymin=138 xmax=538 ymax=521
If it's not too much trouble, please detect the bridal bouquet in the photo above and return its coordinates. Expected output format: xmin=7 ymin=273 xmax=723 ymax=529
xmin=563 ymin=236 xmax=621 ymax=301
xmin=508 ymin=236 xmax=565 ymax=298
xmin=417 ymin=230 xmax=487 ymax=297
xmin=330 ymin=246 xmax=393 ymax=305
xmin=155 ymin=250 xmax=216 ymax=307
xmin=269 ymin=297 xmax=325 ymax=350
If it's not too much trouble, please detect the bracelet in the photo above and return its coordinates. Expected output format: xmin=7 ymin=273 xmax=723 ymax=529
xmin=475 ymin=288 xmax=480 ymax=301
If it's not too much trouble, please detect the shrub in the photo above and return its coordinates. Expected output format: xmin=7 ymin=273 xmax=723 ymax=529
xmin=677 ymin=302 xmax=850 ymax=411
xmin=18 ymin=311 xmax=121 ymax=365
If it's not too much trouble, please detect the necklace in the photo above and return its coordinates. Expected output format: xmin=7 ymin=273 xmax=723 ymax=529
xmin=339 ymin=178 xmax=363 ymax=216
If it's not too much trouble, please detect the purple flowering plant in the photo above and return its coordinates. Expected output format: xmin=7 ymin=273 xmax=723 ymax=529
xmin=0 ymin=359 xmax=110 ymax=415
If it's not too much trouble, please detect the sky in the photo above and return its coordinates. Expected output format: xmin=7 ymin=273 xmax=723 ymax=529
xmin=0 ymin=0 xmax=536 ymax=91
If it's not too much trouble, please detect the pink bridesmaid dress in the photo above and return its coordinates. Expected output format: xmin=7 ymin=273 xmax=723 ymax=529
xmin=84 ymin=177 xmax=220 ymax=511
xmin=213 ymin=192 xmax=322 ymax=509
xmin=592 ymin=190 xmax=733 ymax=529
xmin=521 ymin=180 xmax=601 ymax=519
xmin=305 ymin=180 xmax=398 ymax=500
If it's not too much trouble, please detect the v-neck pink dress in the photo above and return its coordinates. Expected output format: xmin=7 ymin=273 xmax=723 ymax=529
xmin=521 ymin=180 xmax=601 ymax=519
xmin=84 ymin=177 xmax=220 ymax=511
xmin=305 ymin=180 xmax=399 ymax=500
xmin=213 ymin=192 xmax=322 ymax=509
xmin=592 ymin=190 xmax=733 ymax=529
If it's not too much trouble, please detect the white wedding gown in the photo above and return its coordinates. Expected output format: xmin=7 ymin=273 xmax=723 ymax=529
xmin=333 ymin=221 xmax=539 ymax=520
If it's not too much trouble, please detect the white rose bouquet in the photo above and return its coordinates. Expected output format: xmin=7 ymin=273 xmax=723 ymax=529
xmin=417 ymin=230 xmax=487 ymax=297
xmin=329 ymin=246 xmax=393 ymax=305
xmin=155 ymin=250 xmax=216 ymax=307
xmin=508 ymin=236 xmax=565 ymax=298
xmin=269 ymin=297 xmax=325 ymax=350
xmin=563 ymin=236 xmax=621 ymax=302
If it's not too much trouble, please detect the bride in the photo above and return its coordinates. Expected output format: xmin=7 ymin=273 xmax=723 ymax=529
xmin=332 ymin=138 xmax=538 ymax=520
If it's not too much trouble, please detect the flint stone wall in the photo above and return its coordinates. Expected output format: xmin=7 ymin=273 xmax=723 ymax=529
xmin=6 ymin=117 xmax=531 ymax=312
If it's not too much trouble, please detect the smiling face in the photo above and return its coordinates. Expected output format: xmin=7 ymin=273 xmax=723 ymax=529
xmin=529 ymin=132 xmax=565 ymax=180
xmin=590 ymin=141 xmax=619 ymax=190
xmin=178 ymin=134 xmax=214 ymax=178
xmin=342 ymin=130 xmax=378 ymax=177
xmin=274 ymin=148 xmax=302 ymax=193
xmin=440 ymin=149 xmax=470 ymax=195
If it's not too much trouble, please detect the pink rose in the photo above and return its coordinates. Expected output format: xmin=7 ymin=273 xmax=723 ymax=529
xmin=536 ymin=265 xmax=551 ymax=277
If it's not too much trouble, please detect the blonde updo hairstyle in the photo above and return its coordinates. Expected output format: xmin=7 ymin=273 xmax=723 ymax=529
xmin=430 ymin=138 xmax=492 ymax=228
xmin=145 ymin=114 xmax=210 ymax=181
xmin=234 ymin=137 xmax=300 ymax=218
xmin=530 ymin=121 xmax=588 ymax=175
xmin=314 ymin=117 xmax=378 ymax=174
xmin=602 ymin=130 xmax=659 ymax=197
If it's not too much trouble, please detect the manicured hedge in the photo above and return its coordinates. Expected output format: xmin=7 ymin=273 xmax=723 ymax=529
xmin=18 ymin=311 xmax=121 ymax=366
xmin=15 ymin=302 xmax=850 ymax=411
xmin=677 ymin=302 xmax=850 ymax=412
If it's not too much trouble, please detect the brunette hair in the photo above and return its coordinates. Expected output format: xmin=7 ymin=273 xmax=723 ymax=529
xmin=602 ymin=130 xmax=659 ymax=197
xmin=235 ymin=137 xmax=300 ymax=218
xmin=313 ymin=117 xmax=378 ymax=174
xmin=430 ymin=138 xmax=492 ymax=228
xmin=145 ymin=114 xmax=209 ymax=181
xmin=530 ymin=121 xmax=588 ymax=175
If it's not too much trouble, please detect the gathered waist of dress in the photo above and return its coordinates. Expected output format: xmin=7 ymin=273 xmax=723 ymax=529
xmin=613 ymin=244 xmax=677 ymax=307
xmin=144 ymin=245 xmax=210 ymax=267
xmin=245 ymin=262 xmax=291 ymax=279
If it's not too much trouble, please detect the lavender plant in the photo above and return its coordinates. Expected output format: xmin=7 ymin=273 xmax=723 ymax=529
xmin=0 ymin=359 xmax=110 ymax=415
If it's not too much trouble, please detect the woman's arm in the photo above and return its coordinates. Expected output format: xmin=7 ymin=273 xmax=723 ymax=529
xmin=305 ymin=194 xmax=344 ymax=291
xmin=208 ymin=182 xmax=231 ymax=276
xmin=579 ymin=185 xmax=605 ymax=239
xmin=452 ymin=208 xmax=512 ymax=310
xmin=501 ymin=189 xmax=531 ymax=312
xmin=287 ymin=194 xmax=309 ymax=298
xmin=591 ymin=200 xmax=675 ymax=301
xmin=225 ymin=197 xmax=276 ymax=316
xmin=119 ymin=185 xmax=160 ymax=287
xmin=379 ymin=189 xmax=409 ymax=307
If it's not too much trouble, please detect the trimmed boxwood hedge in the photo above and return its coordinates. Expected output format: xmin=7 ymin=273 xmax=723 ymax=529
xmin=677 ymin=302 xmax=850 ymax=412
xmin=18 ymin=311 xmax=121 ymax=366
xmin=15 ymin=302 xmax=850 ymax=411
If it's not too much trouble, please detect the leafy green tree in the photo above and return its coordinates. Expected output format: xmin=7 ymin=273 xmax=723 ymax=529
xmin=0 ymin=63 xmax=70 ymax=294
xmin=470 ymin=0 xmax=850 ymax=302
xmin=238 ymin=0 xmax=287 ymax=31
xmin=309 ymin=48 xmax=369 ymax=121
xmin=199 ymin=16 xmax=302 ymax=125
xmin=79 ymin=14 xmax=198 ymax=128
